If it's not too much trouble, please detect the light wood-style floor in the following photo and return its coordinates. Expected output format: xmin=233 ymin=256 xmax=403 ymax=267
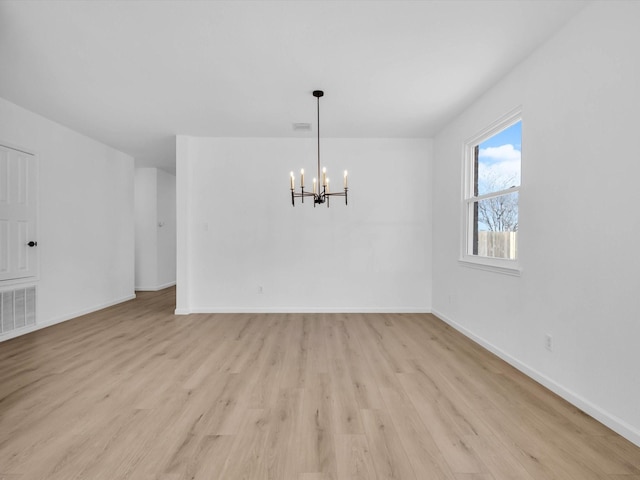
xmin=1 ymin=289 xmax=639 ymax=479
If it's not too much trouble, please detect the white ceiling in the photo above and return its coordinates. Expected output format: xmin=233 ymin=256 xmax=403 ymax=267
xmin=0 ymin=0 xmax=587 ymax=173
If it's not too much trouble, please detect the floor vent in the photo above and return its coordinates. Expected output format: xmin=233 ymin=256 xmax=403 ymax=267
xmin=1 ymin=286 xmax=36 ymax=335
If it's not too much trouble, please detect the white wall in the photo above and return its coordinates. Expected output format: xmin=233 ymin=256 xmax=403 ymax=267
xmin=134 ymin=167 xmax=176 ymax=291
xmin=176 ymin=136 xmax=432 ymax=313
xmin=432 ymin=1 xmax=640 ymax=445
xmin=0 ymin=97 xmax=135 ymax=336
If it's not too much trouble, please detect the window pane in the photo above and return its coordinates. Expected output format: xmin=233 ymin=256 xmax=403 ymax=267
xmin=472 ymin=191 xmax=518 ymax=259
xmin=476 ymin=121 xmax=521 ymax=196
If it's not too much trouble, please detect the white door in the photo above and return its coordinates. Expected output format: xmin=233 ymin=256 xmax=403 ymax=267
xmin=0 ymin=145 xmax=38 ymax=281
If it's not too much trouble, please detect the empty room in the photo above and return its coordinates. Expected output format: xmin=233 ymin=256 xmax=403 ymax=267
xmin=1 ymin=1 xmax=640 ymax=478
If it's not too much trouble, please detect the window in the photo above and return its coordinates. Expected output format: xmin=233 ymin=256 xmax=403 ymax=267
xmin=461 ymin=108 xmax=521 ymax=274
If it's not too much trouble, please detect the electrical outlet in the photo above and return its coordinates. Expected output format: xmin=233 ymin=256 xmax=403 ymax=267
xmin=544 ymin=334 xmax=553 ymax=351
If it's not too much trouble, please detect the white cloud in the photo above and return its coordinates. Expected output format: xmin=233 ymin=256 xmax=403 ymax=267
xmin=478 ymin=144 xmax=521 ymax=189
xmin=478 ymin=144 xmax=521 ymax=162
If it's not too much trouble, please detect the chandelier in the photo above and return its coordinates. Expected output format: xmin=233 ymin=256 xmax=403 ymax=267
xmin=290 ymin=90 xmax=348 ymax=207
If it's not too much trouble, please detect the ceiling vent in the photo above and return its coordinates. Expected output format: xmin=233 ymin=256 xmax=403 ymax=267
xmin=292 ymin=123 xmax=312 ymax=131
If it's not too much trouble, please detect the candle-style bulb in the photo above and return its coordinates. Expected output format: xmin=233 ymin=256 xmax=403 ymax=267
xmin=344 ymin=170 xmax=348 ymax=189
xmin=300 ymin=168 xmax=305 ymax=188
xmin=312 ymin=177 xmax=317 ymax=194
xmin=290 ymin=171 xmax=294 ymax=190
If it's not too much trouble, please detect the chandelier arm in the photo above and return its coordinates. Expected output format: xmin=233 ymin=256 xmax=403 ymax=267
xmin=323 ymin=189 xmax=348 ymax=206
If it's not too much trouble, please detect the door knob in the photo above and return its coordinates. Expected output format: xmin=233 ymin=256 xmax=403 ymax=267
xmin=27 ymin=241 xmax=38 ymax=247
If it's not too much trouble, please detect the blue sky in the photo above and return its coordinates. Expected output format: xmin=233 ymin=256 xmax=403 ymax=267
xmin=479 ymin=121 xmax=521 ymax=157
xmin=477 ymin=120 xmax=521 ymax=193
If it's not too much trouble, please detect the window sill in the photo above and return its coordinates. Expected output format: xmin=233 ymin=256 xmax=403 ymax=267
xmin=458 ymin=257 xmax=521 ymax=277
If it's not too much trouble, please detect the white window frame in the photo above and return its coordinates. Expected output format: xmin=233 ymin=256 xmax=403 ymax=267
xmin=459 ymin=107 xmax=522 ymax=276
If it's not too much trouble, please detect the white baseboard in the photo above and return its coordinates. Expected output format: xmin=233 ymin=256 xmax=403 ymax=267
xmin=177 ymin=306 xmax=431 ymax=314
xmin=0 ymin=294 xmax=137 ymax=343
xmin=431 ymin=308 xmax=640 ymax=448
xmin=135 ymin=281 xmax=176 ymax=292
